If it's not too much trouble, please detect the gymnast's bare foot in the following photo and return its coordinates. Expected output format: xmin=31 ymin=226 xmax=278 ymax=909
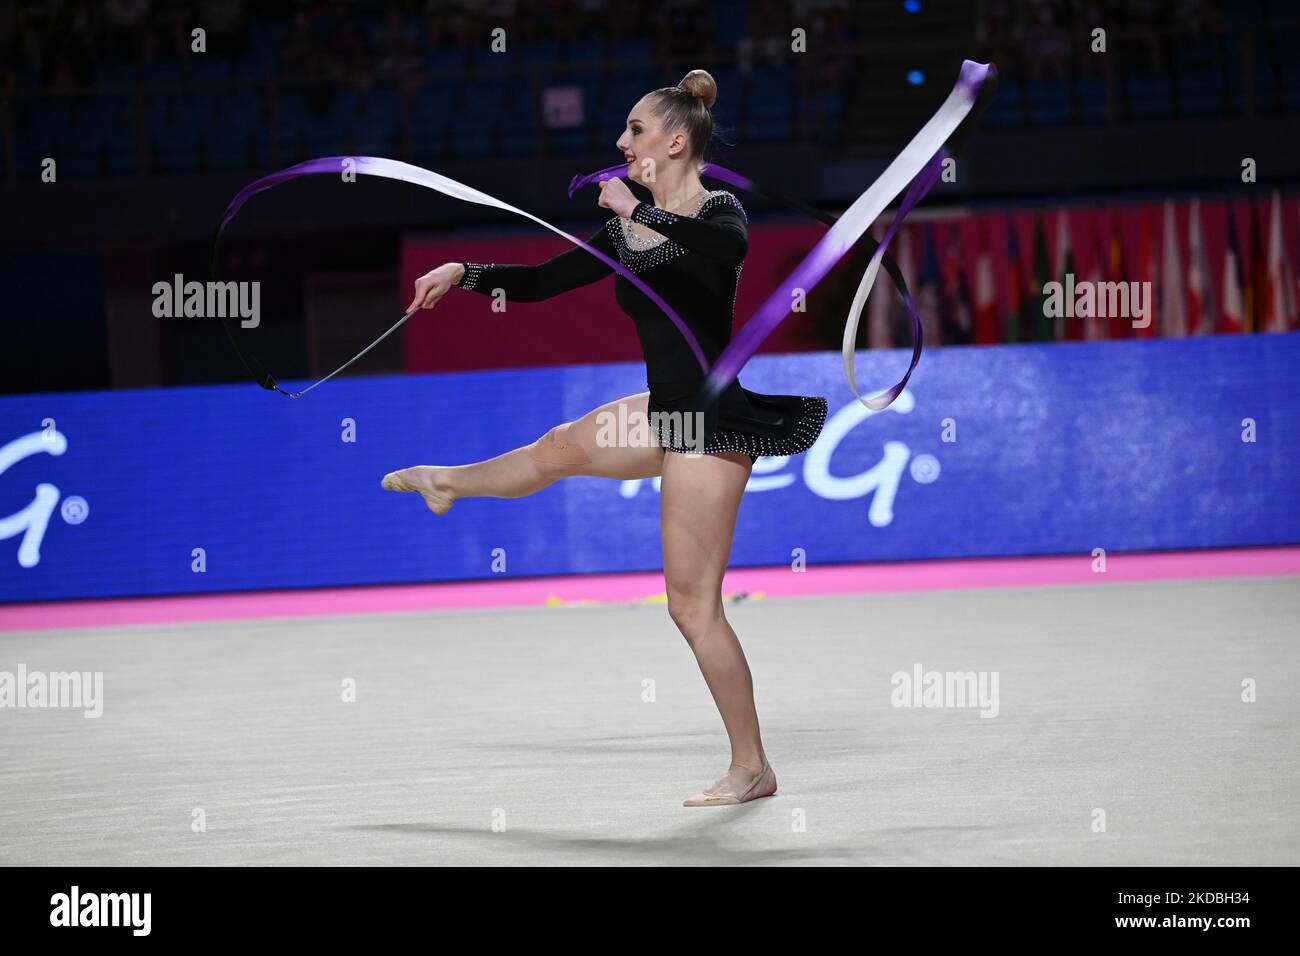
xmin=382 ymin=466 xmax=456 ymax=515
xmin=682 ymin=759 xmax=778 ymax=807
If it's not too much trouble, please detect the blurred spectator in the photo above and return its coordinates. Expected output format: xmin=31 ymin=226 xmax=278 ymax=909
xmin=797 ymin=0 xmax=850 ymax=84
xmin=571 ymin=0 xmax=611 ymax=41
xmin=42 ymin=3 xmax=95 ymax=92
xmin=373 ymin=6 xmax=420 ymax=78
xmin=737 ymin=0 xmax=792 ymax=75
xmin=103 ymin=0 xmax=151 ymax=61
xmin=423 ymin=0 xmax=476 ymax=52
xmin=1023 ymin=0 xmax=1071 ymax=81
xmin=661 ymin=0 xmax=718 ymax=58
xmin=199 ymin=0 xmax=250 ymax=59
xmin=282 ymin=9 xmax=327 ymax=79
xmin=1123 ymin=0 xmax=1169 ymax=73
xmin=975 ymin=0 xmax=1023 ymax=77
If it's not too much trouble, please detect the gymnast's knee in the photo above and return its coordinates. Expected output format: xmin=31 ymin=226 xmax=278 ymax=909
xmin=527 ymin=422 xmax=593 ymax=467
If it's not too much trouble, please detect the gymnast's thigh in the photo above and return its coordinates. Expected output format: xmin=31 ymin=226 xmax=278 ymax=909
xmin=531 ymin=391 xmax=664 ymax=480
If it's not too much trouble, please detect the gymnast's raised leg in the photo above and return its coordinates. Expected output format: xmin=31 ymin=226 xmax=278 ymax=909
xmin=381 ymin=391 xmax=663 ymax=512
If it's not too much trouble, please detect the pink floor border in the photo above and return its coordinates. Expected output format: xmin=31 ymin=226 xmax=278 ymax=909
xmin=2 ymin=547 xmax=1297 ymax=633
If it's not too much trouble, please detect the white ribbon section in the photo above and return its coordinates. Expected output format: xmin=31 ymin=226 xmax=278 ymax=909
xmin=836 ymin=62 xmax=988 ymax=410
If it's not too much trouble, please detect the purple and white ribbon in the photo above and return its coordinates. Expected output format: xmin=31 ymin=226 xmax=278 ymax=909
xmin=218 ymin=60 xmax=992 ymax=407
xmin=570 ymin=60 xmax=994 ymax=409
xmin=218 ymin=155 xmax=710 ymax=376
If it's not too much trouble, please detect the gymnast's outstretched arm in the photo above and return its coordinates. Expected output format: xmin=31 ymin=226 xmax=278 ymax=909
xmin=407 ymin=221 xmax=617 ymax=311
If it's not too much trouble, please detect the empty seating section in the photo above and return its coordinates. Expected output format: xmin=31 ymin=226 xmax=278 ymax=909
xmin=9 ymin=10 xmax=1294 ymax=176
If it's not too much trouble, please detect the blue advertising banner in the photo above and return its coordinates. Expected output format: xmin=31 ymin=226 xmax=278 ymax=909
xmin=2 ymin=334 xmax=1297 ymax=603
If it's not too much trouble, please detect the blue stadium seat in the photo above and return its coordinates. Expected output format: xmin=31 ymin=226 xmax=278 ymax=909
xmin=501 ymin=125 xmax=540 ymax=156
xmin=74 ymin=95 xmax=130 ymax=139
xmin=467 ymin=74 xmax=511 ymax=114
xmin=59 ymin=140 xmax=103 ymax=177
xmin=1220 ymin=0 xmax=1266 ymax=21
xmin=349 ymin=87 xmax=401 ymax=156
xmin=234 ymin=47 xmax=276 ymax=81
xmin=93 ymin=63 xmax=137 ymax=89
xmin=982 ymin=78 xmax=1022 ymax=126
xmin=450 ymin=98 xmax=497 ymax=159
xmin=144 ymin=90 xmax=177 ymax=132
xmin=1177 ymin=36 xmax=1220 ymax=71
xmin=1178 ymin=71 xmax=1222 ymax=116
xmin=186 ymin=89 xmax=222 ymax=121
xmin=153 ymin=110 xmax=201 ymax=172
xmin=1279 ymin=66 xmax=1300 ymax=109
xmin=546 ymin=127 xmax=589 ymax=153
xmin=1075 ymin=77 xmax=1107 ymax=123
xmin=747 ymin=67 xmax=794 ymax=117
xmin=107 ymin=137 xmax=139 ymax=175
xmin=354 ymin=125 xmax=399 ymax=156
xmin=517 ymin=42 xmax=560 ymax=65
xmin=810 ymin=90 xmax=843 ymax=143
xmin=410 ymin=110 xmax=452 ymax=164
xmin=359 ymin=87 xmax=400 ymax=124
xmin=715 ymin=0 xmax=749 ymax=46
xmin=1222 ymin=41 xmax=1249 ymax=112
xmin=412 ymin=71 xmax=463 ymax=110
xmin=204 ymin=127 xmax=253 ymax=170
xmin=238 ymin=19 xmax=286 ymax=79
xmin=425 ymin=47 xmax=469 ymax=72
xmin=1026 ymin=77 xmax=1073 ymax=124
xmin=1125 ymin=72 xmax=1172 ymax=120
xmin=604 ymin=76 xmax=648 ymax=116
xmin=189 ymin=56 xmax=232 ymax=86
xmin=564 ymin=37 xmax=608 ymax=64
xmin=140 ymin=61 xmax=184 ymax=87
xmin=747 ymin=114 xmax=791 ymax=141
xmin=15 ymin=138 xmax=57 ymax=175
xmin=612 ymin=37 xmax=654 ymax=61
xmin=276 ymin=90 xmax=311 ymax=137
xmin=205 ymin=91 xmax=261 ymax=169
xmin=26 ymin=99 xmax=73 ymax=136
xmin=250 ymin=18 xmax=289 ymax=56
xmin=213 ymin=90 xmax=263 ymax=127
xmin=448 ymin=126 xmax=493 ymax=158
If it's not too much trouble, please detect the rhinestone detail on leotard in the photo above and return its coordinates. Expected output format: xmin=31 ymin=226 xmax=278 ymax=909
xmin=457 ymin=261 xmax=486 ymax=291
xmin=609 ymin=190 xmax=747 ymax=276
xmin=654 ymin=394 xmax=829 ymax=465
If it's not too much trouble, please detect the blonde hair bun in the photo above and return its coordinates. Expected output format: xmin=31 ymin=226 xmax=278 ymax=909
xmin=677 ymin=69 xmax=717 ymax=109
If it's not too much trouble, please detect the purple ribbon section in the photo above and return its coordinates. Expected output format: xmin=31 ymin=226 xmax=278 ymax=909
xmin=708 ymin=147 xmax=943 ymax=408
xmin=218 ymin=155 xmax=711 ymax=371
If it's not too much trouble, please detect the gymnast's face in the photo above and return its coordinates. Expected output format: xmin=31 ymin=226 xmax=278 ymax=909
xmin=617 ymin=96 xmax=688 ymax=184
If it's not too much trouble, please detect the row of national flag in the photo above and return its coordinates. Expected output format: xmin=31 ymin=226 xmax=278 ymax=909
xmin=864 ymin=191 xmax=1300 ymax=347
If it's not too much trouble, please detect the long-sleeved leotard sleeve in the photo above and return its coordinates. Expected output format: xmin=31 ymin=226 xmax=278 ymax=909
xmin=454 ymin=222 xmax=616 ymax=302
xmin=628 ymin=193 xmax=749 ymax=264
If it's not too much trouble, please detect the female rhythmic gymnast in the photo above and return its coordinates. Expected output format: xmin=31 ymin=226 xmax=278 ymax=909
xmin=382 ymin=69 xmax=827 ymax=807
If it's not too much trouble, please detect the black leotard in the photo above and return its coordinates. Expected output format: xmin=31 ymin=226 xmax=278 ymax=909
xmin=454 ymin=189 xmax=827 ymax=463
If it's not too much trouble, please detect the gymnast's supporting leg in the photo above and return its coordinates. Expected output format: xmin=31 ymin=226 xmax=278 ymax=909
xmin=381 ymin=391 xmax=663 ymax=513
xmin=660 ymin=448 xmax=777 ymax=804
